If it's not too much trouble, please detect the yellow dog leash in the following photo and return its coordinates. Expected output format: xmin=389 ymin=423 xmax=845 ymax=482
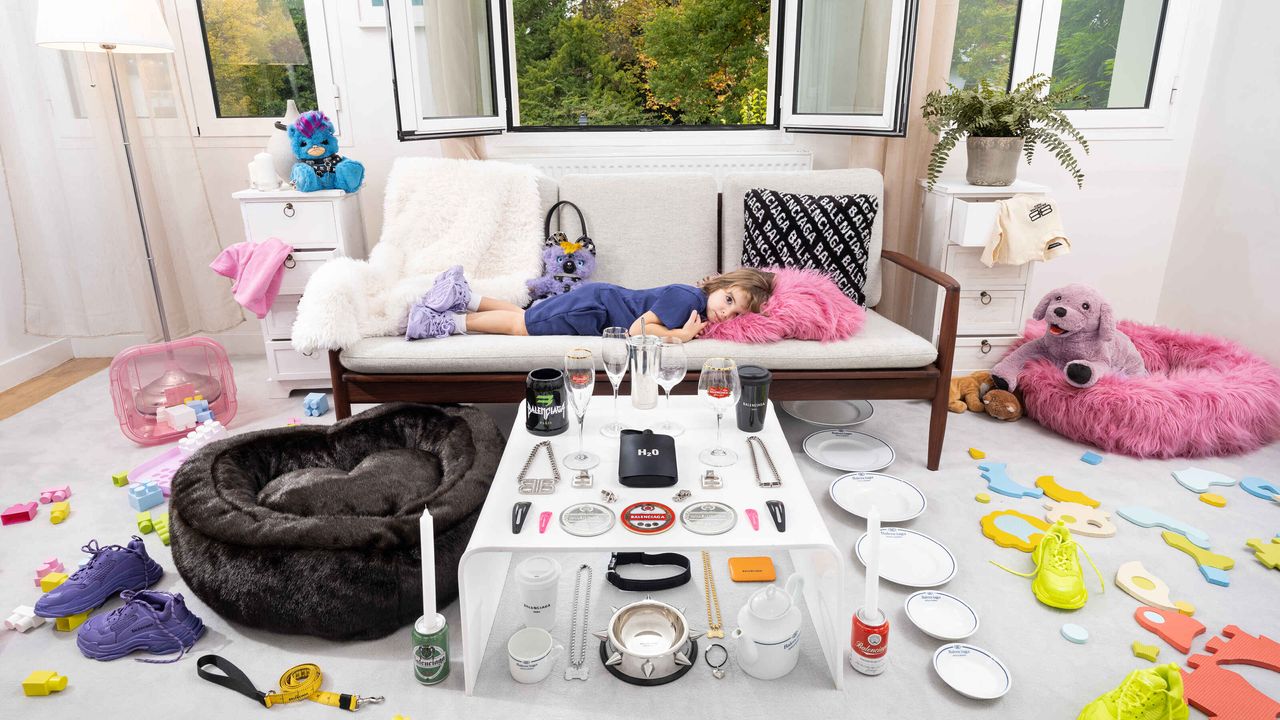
xmin=197 ymin=655 xmax=383 ymax=711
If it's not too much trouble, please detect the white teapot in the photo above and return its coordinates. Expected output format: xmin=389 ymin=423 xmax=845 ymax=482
xmin=732 ymin=574 xmax=804 ymax=680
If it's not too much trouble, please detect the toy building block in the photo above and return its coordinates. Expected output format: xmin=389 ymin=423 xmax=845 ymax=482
xmin=49 ymin=501 xmax=70 ymax=524
xmin=54 ymin=612 xmax=88 ymax=632
xmin=303 ymin=392 xmax=330 ymax=417
xmin=137 ymin=511 xmax=154 ymax=534
xmin=179 ymin=420 xmax=228 ymax=455
xmin=186 ymin=398 xmax=209 ymax=414
xmin=21 ymin=671 xmax=68 ymax=696
xmin=40 ymin=572 xmax=68 ymax=593
xmin=2 ymin=502 xmax=38 ymax=525
xmin=112 ymin=471 xmax=129 ymax=487
xmin=33 ymin=558 xmax=64 ymax=587
xmin=5 ymin=606 xmax=46 ymax=632
xmin=196 ymin=410 xmax=213 ymax=423
xmin=1080 ymin=451 xmax=1104 ymax=465
xmin=1131 ymin=641 xmax=1160 ymax=662
xmin=162 ymin=403 xmax=197 ymax=431
xmin=38 ymin=486 xmax=71 ymax=504
xmin=164 ymin=382 xmax=196 ymax=406
xmin=193 ymin=394 xmax=203 ymax=401
xmin=152 ymin=513 xmax=171 ymax=546
xmin=127 ymin=481 xmax=164 ymax=512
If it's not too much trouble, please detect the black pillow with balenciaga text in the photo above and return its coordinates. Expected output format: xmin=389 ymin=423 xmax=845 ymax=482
xmin=742 ymin=188 xmax=878 ymax=305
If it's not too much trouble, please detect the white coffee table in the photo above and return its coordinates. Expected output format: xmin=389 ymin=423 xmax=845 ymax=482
xmin=456 ymin=396 xmax=845 ymax=696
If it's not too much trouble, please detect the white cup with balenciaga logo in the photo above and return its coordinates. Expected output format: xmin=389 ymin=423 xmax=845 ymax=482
xmin=515 ymin=556 xmax=561 ymax=630
xmin=508 ymin=627 xmax=563 ymax=684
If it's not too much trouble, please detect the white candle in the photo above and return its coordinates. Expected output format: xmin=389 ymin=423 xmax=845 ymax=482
xmin=864 ymin=505 xmax=881 ymax=622
xmin=248 ymin=152 xmax=281 ymax=191
xmin=420 ymin=509 xmax=436 ymax=621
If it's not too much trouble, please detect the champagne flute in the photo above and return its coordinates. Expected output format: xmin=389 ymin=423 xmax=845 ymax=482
xmin=698 ymin=357 xmax=740 ymax=466
xmin=655 ymin=337 xmax=687 ymax=436
xmin=600 ymin=327 xmax=629 ymax=438
xmin=563 ymin=347 xmax=599 ymax=471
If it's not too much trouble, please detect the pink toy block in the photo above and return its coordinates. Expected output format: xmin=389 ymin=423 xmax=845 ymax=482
xmin=4 ymin=606 xmax=44 ymax=632
xmin=164 ymin=383 xmax=196 ymax=406
xmin=34 ymin=558 xmax=64 ymax=587
xmin=1 ymin=502 xmax=38 ymax=525
xmin=39 ymin=486 xmax=71 ymax=504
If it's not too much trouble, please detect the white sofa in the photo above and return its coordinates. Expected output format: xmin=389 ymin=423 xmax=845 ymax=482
xmin=327 ymin=168 xmax=960 ymax=469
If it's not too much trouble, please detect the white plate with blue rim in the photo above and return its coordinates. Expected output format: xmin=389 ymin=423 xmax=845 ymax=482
xmin=780 ymin=400 xmax=874 ymax=427
xmin=803 ymin=429 xmax=895 ymax=472
xmin=829 ymin=472 xmax=926 ymax=523
xmin=933 ymin=643 xmax=1012 ymax=700
xmin=905 ymin=591 xmax=979 ymax=641
xmin=854 ymin=527 xmax=956 ymax=588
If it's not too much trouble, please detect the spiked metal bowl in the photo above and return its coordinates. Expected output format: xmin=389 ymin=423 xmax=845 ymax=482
xmin=595 ymin=599 xmax=702 ymax=683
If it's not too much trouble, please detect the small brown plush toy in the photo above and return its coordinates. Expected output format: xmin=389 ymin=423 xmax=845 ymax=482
xmin=982 ymin=388 xmax=1023 ymax=421
xmin=948 ymin=370 xmax=1023 ymax=421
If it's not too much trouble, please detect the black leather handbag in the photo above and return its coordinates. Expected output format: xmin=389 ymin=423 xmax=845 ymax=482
xmin=618 ymin=429 xmax=678 ymax=488
xmin=543 ymin=200 xmax=597 ymax=259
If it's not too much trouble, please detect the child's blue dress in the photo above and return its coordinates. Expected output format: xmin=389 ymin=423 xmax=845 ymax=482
xmin=524 ymin=283 xmax=706 ymax=336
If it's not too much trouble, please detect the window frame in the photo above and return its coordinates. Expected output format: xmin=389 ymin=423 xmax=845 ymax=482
xmin=172 ymin=0 xmax=344 ymax=138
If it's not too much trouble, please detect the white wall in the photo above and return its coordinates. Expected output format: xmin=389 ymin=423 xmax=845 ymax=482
xmin=1156 ymin=0 xmax=1280 ymax=365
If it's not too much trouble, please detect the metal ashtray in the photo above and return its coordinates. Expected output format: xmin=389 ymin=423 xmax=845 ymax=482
xmin=595 ymin=599 xmax=702 ymax=684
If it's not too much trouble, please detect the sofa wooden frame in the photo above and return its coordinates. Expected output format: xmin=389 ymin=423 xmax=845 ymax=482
xmin=326 ymin=249 xmax=959 ymax=470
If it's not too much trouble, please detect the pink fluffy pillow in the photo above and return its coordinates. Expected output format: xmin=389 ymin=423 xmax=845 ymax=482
xmin=699 ymin=267 xmax=865 ymax=343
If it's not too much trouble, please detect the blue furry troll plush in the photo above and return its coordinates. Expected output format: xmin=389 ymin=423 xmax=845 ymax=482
xmin=281 ymin=111 xmax=364 ymax=193
xmin=527 ymin=201 xmax=597 ymax=304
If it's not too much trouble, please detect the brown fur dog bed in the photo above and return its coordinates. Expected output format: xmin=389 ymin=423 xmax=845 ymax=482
xmin=170 ymin=402 xmax=503 ymax=640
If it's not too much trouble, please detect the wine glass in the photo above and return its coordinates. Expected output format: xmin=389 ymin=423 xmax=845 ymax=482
xmin=655 ymin=337 xmax=687 ymax=436
xmin=600 ymin=327 xmax=629 ymax=438
xmin=698 ymin=357 xmax=740 ymax=466
xmin=563 ymin=347 xmax=599 ymax=471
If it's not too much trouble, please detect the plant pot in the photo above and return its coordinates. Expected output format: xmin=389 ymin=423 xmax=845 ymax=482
xmin=966 ymin=136 xmax=1024 ymax=186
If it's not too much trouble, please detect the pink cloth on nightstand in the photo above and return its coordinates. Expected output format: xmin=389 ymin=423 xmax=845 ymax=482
xmin=209 ymin=237 xmax=293 ymax=318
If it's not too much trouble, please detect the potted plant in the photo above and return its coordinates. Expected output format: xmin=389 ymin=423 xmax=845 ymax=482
xmin=922 ymin=74 xmax=1089 ymax=189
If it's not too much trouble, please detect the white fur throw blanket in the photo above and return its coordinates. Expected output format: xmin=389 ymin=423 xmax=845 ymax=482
xmin=291 ymin=158 xmax=544 ymax=354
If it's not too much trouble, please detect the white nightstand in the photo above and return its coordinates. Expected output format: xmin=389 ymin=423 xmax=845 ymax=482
xmin=231 ymin=188 xmax=366 ymax=398
xmin=908 ymin=178 xmax=1050 ymax=373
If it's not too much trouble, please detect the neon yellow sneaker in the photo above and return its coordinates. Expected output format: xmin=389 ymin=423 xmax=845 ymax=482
xmin=1077 ymin=664 xmax=1189 ymax=720
xmin=993 ymin=521 xmax=1104 ymax=610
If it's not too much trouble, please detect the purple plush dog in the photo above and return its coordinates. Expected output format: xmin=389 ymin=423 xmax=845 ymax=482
xmin=992 ymin=284 xmax=1146 ymax=391
xmin=527 ymin=235 xmax=597 ymax=303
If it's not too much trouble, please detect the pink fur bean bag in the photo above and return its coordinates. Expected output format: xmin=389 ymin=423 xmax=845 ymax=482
xmin=1010 ymin=320 xmax=1280 ymax=458
xmin=700 ymin=267 xmax=865 ymax=343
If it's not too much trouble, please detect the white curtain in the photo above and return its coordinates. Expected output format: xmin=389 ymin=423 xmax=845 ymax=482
xmin=422 ymin=0 xmax=494 ymax=118
xmin=0 ymin=0 xmax=240 ymax=341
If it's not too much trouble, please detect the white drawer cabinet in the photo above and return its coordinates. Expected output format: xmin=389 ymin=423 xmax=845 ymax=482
xmin=232 ymin=188 xmax=366 ymax=398
xmin=908 ymin=179 xmax=1050 ymax=373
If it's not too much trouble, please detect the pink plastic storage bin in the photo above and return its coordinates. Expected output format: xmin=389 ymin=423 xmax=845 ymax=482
xmin=108 ymin=337 xmax=238 ymax=445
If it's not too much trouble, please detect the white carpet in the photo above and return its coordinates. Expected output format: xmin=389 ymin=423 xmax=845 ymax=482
xmin=1 ymin=356 xmax=1278 ymax=719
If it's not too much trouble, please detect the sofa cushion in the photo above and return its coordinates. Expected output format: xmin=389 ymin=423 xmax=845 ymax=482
xmin=722 ymin=169 xmax=885 ymax=307
xmin=339 ymin=310 xmax=936 ymax=373
xmin=558 ymin=173 xmax=719 ymax=289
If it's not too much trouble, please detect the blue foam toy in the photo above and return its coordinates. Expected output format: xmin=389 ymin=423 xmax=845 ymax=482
xmin=1061 ymin=623 xmax=1089 ymax=644
xmin=1172 ymin=467 xmax=1236 ymax=494
xmin=1080 ymin=452 xmax=1103 ymax=465
xmin=1116 ymin=506 xmax=1211 ymax=549
xmin=127 ymin=481 xmax=164 ymax=512
xmin=977 ymin=462 xmax=1044 ymax=499
xmin=1241 ymin=477 xmax=1280 ymax=501
xmin=1199 ymin=565 xmax=1230 ymax=587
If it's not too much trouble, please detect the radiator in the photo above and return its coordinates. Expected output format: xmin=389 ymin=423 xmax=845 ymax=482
xmin=493 ymin=148 xmax=814 ymax=187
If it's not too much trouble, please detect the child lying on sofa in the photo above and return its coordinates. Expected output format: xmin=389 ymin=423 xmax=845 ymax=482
xmin=405 ymin=267 xmax=775 ymax=341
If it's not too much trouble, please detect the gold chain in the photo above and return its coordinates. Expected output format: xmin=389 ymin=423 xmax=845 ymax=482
xmin=702 ymin=551 xmax=724 ymax=638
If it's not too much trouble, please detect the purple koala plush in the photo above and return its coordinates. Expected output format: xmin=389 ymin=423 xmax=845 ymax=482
xmin=527 ymin=235 xmax=597 ymax=303
xmin=992 ymin=284 xmax=1147 ymax=392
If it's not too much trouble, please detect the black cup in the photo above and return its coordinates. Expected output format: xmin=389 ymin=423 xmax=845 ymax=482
xmin=525 ymin=368 xmax=568 ymax=436
xmin=736 ymin=365 xmax=772 ymax=433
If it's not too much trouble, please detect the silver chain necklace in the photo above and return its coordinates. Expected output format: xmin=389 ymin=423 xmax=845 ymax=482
xmin=565 ymin=563 xmax=592 ymax=680
xmin=747 ymin=436 xmax=782 ymax=488
xmin=516 ymin=441 xmax=561 ymax=495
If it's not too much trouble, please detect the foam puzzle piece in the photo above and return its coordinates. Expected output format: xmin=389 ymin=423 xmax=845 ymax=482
xmin=1044 ymin=501 xmax=1116 ymax=537
xmin=1 ymin=501 xmax=38 ymax=525
xmin=5 ymin=606 xmax=45 ymax=632
xmin=977 ymin=462 xmax=1044 ymax=499
xmin=1163 ymin=531 xmax=1234 ymax=570
xmin=1240 ymin=477 xmax=1280 ymax=502
xmin=1080 ymin=451 xmax=1103 ymax=465
xmin=55 ymin=612 xmax=88 ymax=632
xmin=39 ymin=485 xmax=71 ymax=503
xmin=50 ymin=501 xmax=70 ymax=524
xmin=980 ymin=509 xmax=1050 ymax=552
xmin=1176 ymin=601 xmax=1196 ymax=616
xmin=1134 ymin=605 xmax=1205 ymax=654
xmin=112 ymin=471 xmax=129 ymax=487
xmin=968 ymin=448 xmax=985 ymax=459
xmin=1245 ymin=537 xmax=1280 ymax=570
xmin=975 ymin=493 xmax=990 ymax=504
xmin=1199 ymin=566 xmax=1230 ymax=587
xmin=1035 ymin=475 xmax=1100 ymax=508
xmin=1131 ymin=641 xmax=1160 ymax=662
xmin=40 ymin=572 xmax=68 ymax=593
xmin=1183 ymin=625 xmax=1280 ymax=720
xmin=33 ymin=558 xmax=64 ymax=587
xmin=127 ymin=481 xmax=164 ymax=512
xmin=1199 ymin=493 xmax=1226 ymax=508
xmin=22 ymin=670 xmax=68 ymax=696
xmin=1115 ymin=560 xmax=1178 ymax=612
xmin=1173 ymin=467 xmax=1237 ymax=494
xmin=1061 ymin=623 xmax=1089 ymax=644
xmin=1116 ymin=506 xmax=1211 ymax=549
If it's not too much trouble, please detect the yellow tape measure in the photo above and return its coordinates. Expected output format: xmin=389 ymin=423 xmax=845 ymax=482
xmin=198 ymin=655 xmax=383 ymax=712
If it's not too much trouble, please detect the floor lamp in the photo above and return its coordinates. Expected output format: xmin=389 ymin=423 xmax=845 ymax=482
xmin=35 ymin=0 xmax=223 ymax=415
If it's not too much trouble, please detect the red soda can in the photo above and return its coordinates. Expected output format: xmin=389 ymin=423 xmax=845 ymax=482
xmin=850 ymin=608 xmax=889 ymax=676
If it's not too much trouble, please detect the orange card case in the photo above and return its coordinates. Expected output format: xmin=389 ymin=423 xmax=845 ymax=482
xmin=728 ymin=556 xmax=776 ymax=582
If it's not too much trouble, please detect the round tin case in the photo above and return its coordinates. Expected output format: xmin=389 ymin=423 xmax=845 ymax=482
xmin=621 ymin=502 xmax=676 ymax=535
xmin=679 ymin=502 xmax=737 ymax=535
xmin=559 ymin=503 xmax=617 ymax=537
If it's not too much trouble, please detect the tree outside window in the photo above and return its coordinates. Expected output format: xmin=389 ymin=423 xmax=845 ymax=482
xmin=198 ymin=0 xmax=318 ymax=118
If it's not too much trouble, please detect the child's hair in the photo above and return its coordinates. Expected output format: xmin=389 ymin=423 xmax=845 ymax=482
xmin=699 ymin=268 xmax=776 ymax=313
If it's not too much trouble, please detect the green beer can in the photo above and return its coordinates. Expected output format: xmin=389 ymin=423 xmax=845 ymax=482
xmin=412 ymin=615 xmax=450 ymax=685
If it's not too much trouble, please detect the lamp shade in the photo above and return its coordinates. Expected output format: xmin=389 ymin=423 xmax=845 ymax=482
xmin=35 ymin=0 xmax=174 ymax=54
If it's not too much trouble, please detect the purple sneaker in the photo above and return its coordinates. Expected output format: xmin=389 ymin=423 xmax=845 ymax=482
xmin=77 ymin=590 xmax=205 ymax=663
xmin=405 ymin=305 xmax=456 ymax=341
xmin=419 ymin=265 xmax=471 ymax=314
xmin=35 ymin=537 xmax=163 ymax=618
